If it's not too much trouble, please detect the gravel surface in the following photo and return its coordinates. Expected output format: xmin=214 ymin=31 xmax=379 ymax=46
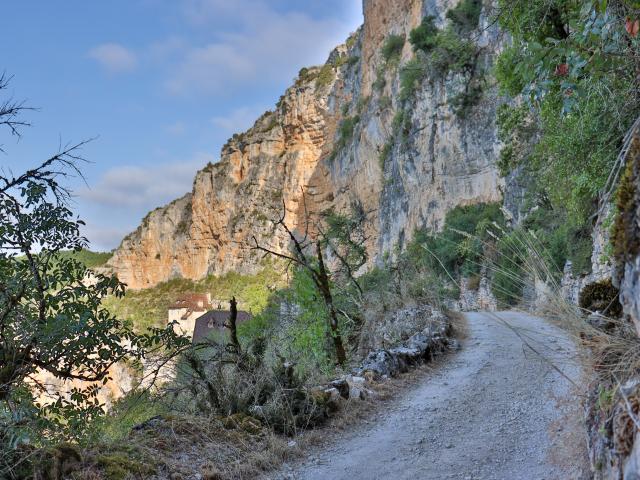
xmin=271 ymin=311 xmax=589 ymax=480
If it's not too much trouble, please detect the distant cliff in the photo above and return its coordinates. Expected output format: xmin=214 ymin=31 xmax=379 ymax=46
xmin=107 ymin=0 xmax=504 ymax=289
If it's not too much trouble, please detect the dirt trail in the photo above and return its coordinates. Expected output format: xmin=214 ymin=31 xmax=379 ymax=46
xmin=272 ymin=312 xmax=589 ymax=480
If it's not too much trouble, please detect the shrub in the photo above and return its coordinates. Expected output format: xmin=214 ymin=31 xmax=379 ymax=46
xmin=330 ymin=115 xmax=360 ymax=160
xmin=495 ymin=103 xmax=536 ymax=176
xmin=427 ymin=203 xmax=505 ymax=278
xmin=494 ymin=44 xmax=526 ymax=96
xmin=345 ymin=32 xmax=358 ymax=49
xmin=409 ymin=16 xmax=439 ymax=53
xmin=47 ymin=249 xmax=113 ymax=268
xmin=579 ymin=279 xmax=623 ymax=318
xmin=315 ymin=64 xmax=335 ymax=90
xmin=446 ymin=0 xmax=482 ymax=33
xmin=392 ymin=110 xmax=411 ymax=143
xmin=427 ymin=28 xmax=476 ymax=76
xmin=372 ymin=67 xmax=386 ymax=91
xmin=450 ymin=81 xmax=484 ymax=118
xmin=175 ymin=337 xmax=330 ymax=436
xmin=379 ymin=142 xmax=392 ymax=170
xmin=409 ymin=14 xmax=477 ymax=79
xmin=399 ymin=57 xmax=428 ymax=101
xmin=381 ymin=34 xmax=405 ymax=64
xmin=298 ymin=67 xmax=318 ymax=83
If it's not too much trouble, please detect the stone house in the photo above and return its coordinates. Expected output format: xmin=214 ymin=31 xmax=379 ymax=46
xmin=192 ymin=309 xmax=252 ymax=343
xmin=167 ymin=293 xmax=213 ymax=336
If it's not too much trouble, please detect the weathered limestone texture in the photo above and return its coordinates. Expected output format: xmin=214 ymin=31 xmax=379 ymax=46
xmin=107 ymin=0 xmax=505 ymax=290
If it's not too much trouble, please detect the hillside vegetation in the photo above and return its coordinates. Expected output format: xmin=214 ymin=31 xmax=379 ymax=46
xmin=103 ymin=263 xmax=285 ymax=332
xmin=4 ymin=0 xmax=640 ymax=478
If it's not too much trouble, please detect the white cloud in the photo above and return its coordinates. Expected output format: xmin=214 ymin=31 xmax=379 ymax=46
xmin=211 ymin=106 xmax=265 ymax=134
xmin=88 ymin=43 xmax=138 ymax=73
xmin=165 ymin=0 xmax=361 ymax=96
xmin=80 ymin=153 xmax=214 ymax=209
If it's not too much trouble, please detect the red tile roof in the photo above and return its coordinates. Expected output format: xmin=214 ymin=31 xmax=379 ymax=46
xmin=169 ymin=293 xmax=211 ymax=311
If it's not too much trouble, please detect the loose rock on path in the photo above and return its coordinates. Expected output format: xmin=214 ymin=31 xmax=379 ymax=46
xmin=271 ymin=311 xmax=589 ymax=480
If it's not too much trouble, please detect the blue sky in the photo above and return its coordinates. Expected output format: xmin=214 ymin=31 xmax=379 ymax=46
xmin=0 ymin=0 xmax=362 ymax=250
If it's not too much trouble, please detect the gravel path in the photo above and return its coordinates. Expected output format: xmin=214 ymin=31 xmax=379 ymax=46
xmin=273 ymin=311 xmax=589 ymax=480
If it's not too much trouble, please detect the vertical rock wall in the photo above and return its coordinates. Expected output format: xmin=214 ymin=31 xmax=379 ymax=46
xmin=107 ymin=0 xmax=505 ymax=289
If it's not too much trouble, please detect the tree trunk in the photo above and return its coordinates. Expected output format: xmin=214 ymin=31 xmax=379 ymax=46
xmin=227 ymin=296 xmax=241 ymax=355
xmin=315 ymin=244 xmax=347 ymax=366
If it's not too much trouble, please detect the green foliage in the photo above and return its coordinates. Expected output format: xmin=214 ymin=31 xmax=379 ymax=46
xmin=360 ymin=204 xmax=506 ymax=308
xmin=392 ymin=110 xmax=411 ymax=143
xmin=494 ymin=0 xmax=639 ymax=191
xmin=379 ymin=142 xmax=392 ymax=170
xmin=91 ymin=391 xmax=166 ymax=443
xmin=409 ymin=16 xmax=439 ymax=53
xmin=446 ymin=0 xmax=482 ymax=33
xmin=104 ymin=264 xmax=283 ymax=332
xmin=315 ymin=64 xmax=335 ymax=90
xmin=52 ymin=249 xmax=113 ymax=268
xmin=409 ymin=13 xmax=477 ymax=79
xmin=495 ymin=0 xmax=639 ymax=276
xmin=330 ymin=115 xmax=360 ymax=160
xmin=419 ymin=203 xmax=506 ymax=279
xmin=372 ymin=66 xmax=386 ymax=91
xmin=613 ymin=138 xmax=640 ymax=278
xmin=356 ymin=96 xmax=369 ymax=114
xmin=345 ymin=32 xmax=358 ymax=49
xmin=381 ymin=34 xmax=405 ymax=65
xmin=339 ymin=115 xmax=360 ymax=143
xmin=426 ymin=28 xmax=476 ymax=76
xmin=284 ymin=269 xmax=336 ymax=377
xmin=0 ymin=152 xmax=188 ymax=458
xmin=399 ymin=57 xmax=428 ymax=101
xmin=298 ymin=67 xmax=318 ymax=83
xmin=521 ymin=195 xmax=594 ymax=277
xmin=495 ymin=103 xmax=536 ymax=176
xmin=96 ymin=450 xmax=156 ymax=480
xmin=494 ymin=45 xmax=527 ymax=97
xmin=450 ymin=81 xmax=484 ymax=118
xmin=321 ymin=206 xmax=368 ymax=283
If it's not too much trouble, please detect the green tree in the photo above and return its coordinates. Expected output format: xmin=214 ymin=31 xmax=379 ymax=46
xmin=0 ymin=78 xmax=188 ymax=450
xmin=493 ymin=0 xmax=640 ymax=271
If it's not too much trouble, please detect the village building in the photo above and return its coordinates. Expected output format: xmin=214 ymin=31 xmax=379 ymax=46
xmin=167 ymin=293 xmax=252 ymax=342
xmin=167 ymin=293 xmax=213 ymax=336
xmin=192 ymin=309 xmax=252 ymax=343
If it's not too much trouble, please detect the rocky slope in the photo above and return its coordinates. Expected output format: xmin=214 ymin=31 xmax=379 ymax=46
xmin=107 ymin=0 xmax=504 ymax=289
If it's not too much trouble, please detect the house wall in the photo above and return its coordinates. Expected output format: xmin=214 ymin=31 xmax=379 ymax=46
xmin=168 ymin=308 xmax=205 ymax=336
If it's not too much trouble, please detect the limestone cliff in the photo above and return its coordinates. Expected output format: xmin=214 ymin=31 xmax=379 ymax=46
xmin=107 ymin=0 xmax=504 ymax=289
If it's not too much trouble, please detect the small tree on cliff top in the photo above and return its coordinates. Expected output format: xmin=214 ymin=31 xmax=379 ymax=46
xmin=0 ymin=75 xmax=189 ymax=447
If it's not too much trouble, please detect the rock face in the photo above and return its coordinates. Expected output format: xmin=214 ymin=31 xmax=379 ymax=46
xmin=618 ymin=132 xmax=640 ymax=336
xmin=107 ymin=0 xmax=504 ymax=289
xmin=586 ymin=127 xmax=640 ymax=480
